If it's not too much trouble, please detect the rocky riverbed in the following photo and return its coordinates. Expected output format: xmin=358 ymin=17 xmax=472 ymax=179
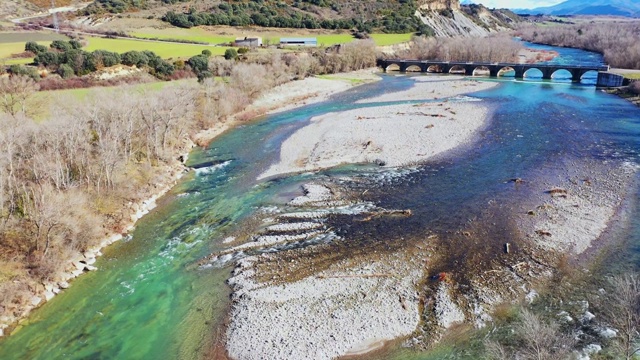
xmin=220 ymin=156 xmax=637 ymax=359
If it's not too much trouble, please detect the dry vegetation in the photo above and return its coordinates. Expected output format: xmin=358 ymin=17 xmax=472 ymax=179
xmin=517 ymin=21 xmax=640 ymax=69
xmin=397 ymin=33 xmax=524 ymax=62
xmin=0 ymin=40 xmax=376 ymax=326
xmin=473 ymin=271 xmax=640 ymax=359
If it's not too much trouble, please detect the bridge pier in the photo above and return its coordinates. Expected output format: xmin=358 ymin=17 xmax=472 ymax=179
xmin=464 ymin=65 xmax=474 ymax=76
xmin=571 ymin=69 xmax=582 ymax=82
xmin=514 ymin=67 xmax=525 ymax=79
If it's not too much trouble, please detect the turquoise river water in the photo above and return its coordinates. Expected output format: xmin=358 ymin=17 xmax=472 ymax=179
xmin=1 ymin=43 xmax=639 ymax=359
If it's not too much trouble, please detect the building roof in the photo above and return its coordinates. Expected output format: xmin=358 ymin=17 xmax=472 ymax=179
xmin=235 ymin=37 xmax=261 ymax=41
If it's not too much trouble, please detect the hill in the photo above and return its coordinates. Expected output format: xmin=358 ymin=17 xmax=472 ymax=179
xmin=516 ymin=0 xmax=640 ymax=16
xmin=76 ymin=0 xmax=521 ymax=37
xmin=417 ymin=1 xmax=521 ymax=37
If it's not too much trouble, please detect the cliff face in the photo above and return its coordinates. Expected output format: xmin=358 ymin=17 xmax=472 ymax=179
xmin=416 ymin=1 xmax=522 ymax=37
xmin=418 ymin=0 xmax=461 ymax=12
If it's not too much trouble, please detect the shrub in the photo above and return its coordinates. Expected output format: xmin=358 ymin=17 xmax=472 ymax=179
xmin=57 ymin=64 xmax=75 ymax=79
xmin=92 ymin=50 xmax=121 ymax=68
xmin=8 ymin=65 xmax=39 ymax=80
xmin=69 ymin=39 xmax=82 ymax=49
xmin=224 ymin=48 xmax=238 ymax=60
xmin=25 ymin=41 xmax=48 ymax=55
xmin=121 ymin=51 xmax=149 ymax=67
xmin=201 ymin=49 xmax=212 ymax=57
xmin=34 ymin=51 xmax=61 ymax=67
xmin=237 ymin=47 xmax=250 ymax=55
xmin=50 ymin=40 xmax=73 ymax=52
xmin=631 ymin=81 xmax=640 ymax=95
xmin=174 ymin=59 xmax=186 ymax=70
xmin=153 ymin=60 xmax=175 ymax=78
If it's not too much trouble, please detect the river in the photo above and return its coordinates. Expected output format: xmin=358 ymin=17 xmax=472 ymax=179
xmin=0 ymin=43 xmax=639 ymax=359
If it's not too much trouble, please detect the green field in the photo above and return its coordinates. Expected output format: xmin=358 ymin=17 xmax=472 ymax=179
xmin=84 ymin=36 xmax=231 ymax=59
xmin=0 ymin=33 xmax=68 ymax=66
xmin=370 ymin=33 xmax=414 ymax=46
xmin=131 ymin=28 xmax=234 ymax=45
xmin=129 ymin=27 xmax=414 ymax=47
xmin=2 ymin=57 xmax=32 ymax=65
xmin=0 ymin=41 xmax=49 ymax=66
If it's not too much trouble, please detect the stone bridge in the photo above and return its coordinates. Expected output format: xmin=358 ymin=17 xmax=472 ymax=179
xmin=377 ymin=59 xmax=611 ymax=84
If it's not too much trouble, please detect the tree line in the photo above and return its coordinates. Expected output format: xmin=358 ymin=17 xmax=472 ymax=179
xmin=24 ymin=40 xmax=175 ymax=79
xmin=397 ymin=34 xmax=524 ymax=63
xmin=162 ymin=0 xmax=432 ymax=34
xmin=517 ymin=22 xmax=640 ymax=69
xmin=0 ymin=40 xmax=377 ymax=325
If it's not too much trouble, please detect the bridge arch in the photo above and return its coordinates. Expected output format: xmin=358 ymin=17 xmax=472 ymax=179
xmin=427 ymin=64 xmax=444 ymax=73
xmin=551 ymin=69 xmax=572 ymax=82
xmin=385 ymin=63 xmax=401 ymax=72
xmin=497 ymin=66 xmax=515 ymax=78
xmin=523 ymin=68 xmax=543 ymax=79
xmin=580 ymin=70 xmax=599 ymax=84
xmin=472 ymin=66 xmax=491 ymax=77
xmin=406 ymin=65 xmax=422 ymax=73
xmin=449 ymin=65 xmax=466 ymax=75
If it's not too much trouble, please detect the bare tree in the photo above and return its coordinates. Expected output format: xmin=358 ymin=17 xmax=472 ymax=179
xmin=484 ymin=308 xmax=576 ymax=360
xmin=402 ymin=34 xmax=524 ymax=63
xmin=605 ymin=273 xmax=640 ymax=359
xmin=517 ymin=22 xmax=640 ymax=69
xmin=0 ymin=75 xmax=39 ymax=117
xmin=230 ymin=63 xmax=273 ymax=99
xmin=484 ymin=340 xmax=510 ymax=360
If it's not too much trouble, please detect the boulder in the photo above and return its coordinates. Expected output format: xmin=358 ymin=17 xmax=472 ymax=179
xmin=30 ymin=296 xmax=42 ymax=307
xmin=71 ymin=269 xmax=84 ymax=278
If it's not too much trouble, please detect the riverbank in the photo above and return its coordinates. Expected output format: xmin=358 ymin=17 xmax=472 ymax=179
xmin=259 ymin=77 xmax=498 ymax=180
xmin=0 ymin=69 xmax=381 ymax=338
xmin=518 ymin=47 xmax=559 ymax=64
xmin=193 ymin=69 xmax=381 ymax=146
xmin=604 ymin=86 xmax=640 ymax=108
